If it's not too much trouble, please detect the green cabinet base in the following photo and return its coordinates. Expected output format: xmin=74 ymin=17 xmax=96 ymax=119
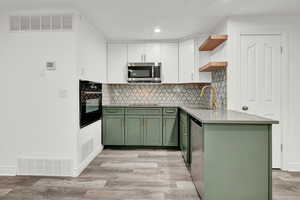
xmin=103 ymin=107 xmax=178 ymax=147
xmin=201 ymin=124 xmax=272 ymax=200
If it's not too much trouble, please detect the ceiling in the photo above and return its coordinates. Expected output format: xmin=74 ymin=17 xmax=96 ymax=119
xmin=1 ymin=0 xmax=300 ymax=40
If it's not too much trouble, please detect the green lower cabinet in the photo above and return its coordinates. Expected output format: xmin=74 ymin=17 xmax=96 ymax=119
xmin=196 ymin=124 xmax=271 ymax=200
xmin=103 ymin=107 xmax=177 ymax=147
xmin=180 ymin=110 xmax=189 ymax=164
xmin=103 ymin=115 xmax=125 ymax=145
xmin=163 ymin=116 xmax=178 ymax=146
xmin=125 ymin=115 xmax=144 ymax=145
xmin=143 ymin=116 xmax=163 ymax=146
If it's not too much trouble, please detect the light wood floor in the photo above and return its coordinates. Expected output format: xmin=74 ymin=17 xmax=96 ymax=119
xmin=0 ymin=149 xmax=299 ymax=200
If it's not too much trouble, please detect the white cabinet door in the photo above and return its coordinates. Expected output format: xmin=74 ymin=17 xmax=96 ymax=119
xmin=144 ymin=43 xmax=161 ymax=62
xmin=161 ymin=43 xmax=179 ymax=83
xmin=179 ymin=39 xmax=195 ymax=83
xmin=107 ymin=43 xmax=128 ymax=83
xmin=128 ymin=43 xmax=145 ymax=62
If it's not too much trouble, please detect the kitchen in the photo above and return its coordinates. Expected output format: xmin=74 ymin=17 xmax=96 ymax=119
xmin=0 ymin=0 xmax=300 ymax=200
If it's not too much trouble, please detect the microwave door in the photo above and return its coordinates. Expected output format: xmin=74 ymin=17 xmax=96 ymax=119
xmin=128 ymin=67 xmax=152 ymax=79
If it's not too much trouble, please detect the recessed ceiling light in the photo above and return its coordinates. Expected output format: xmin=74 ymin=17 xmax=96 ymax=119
xmin=154 ymin=28 xmax=161 ymax=33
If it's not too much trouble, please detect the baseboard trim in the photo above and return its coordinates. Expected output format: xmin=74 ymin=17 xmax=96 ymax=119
xmin=73 ymin=145 xmax=103 ymax=177
xmin=287 ymin=162 xmax=300 ymax=172
xmin=0 ymin=166 xmax=17 ymax=176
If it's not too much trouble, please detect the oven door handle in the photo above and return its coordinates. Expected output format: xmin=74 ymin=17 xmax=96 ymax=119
xmin=82 ymin=91 xmax=102 ymax=94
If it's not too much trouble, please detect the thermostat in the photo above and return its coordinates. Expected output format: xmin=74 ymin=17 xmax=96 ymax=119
xmin=46 ymin=62 xmax=56 ymax=70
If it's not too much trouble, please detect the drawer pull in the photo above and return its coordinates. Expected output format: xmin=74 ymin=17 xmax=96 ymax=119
xmin=106 ymin=110 xmax=119 ymax=113
xmin=165 ymin=110 xmax=175 ymax=113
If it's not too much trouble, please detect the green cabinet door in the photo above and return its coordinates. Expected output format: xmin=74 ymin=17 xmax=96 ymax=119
xmin=203 ymin=124 xmax=270 ymax=200
xmin=163 ymin=116 xmax=178 ymax=146
xmin=144 ymin=116 xmax=163 ymax=146
xmin=182 ymin=119 xmax=188 ymax=162
xmin=103 ymin=115 xmax=125 ymax=145
xmin=180 ymin=118 xmax=184 ymax=150
xmin=180 ymin=111 xmax=189 ymax=163
xmin=125 ymin=115 xmax=144 ymax=145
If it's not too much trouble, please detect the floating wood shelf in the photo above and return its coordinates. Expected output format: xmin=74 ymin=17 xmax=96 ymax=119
xmin=199 ymin=34 xmax=228 ymax=51
xmin=199 ymin=62 xmax=228 ymax=72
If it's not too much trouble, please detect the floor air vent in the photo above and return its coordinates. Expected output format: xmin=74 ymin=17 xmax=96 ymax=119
xmin=17 ymin=158 xmax=73 ymax=176
xmin=10 ymin=15 xmax=73 ymax=32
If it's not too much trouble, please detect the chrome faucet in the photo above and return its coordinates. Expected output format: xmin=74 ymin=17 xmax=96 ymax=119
xmin=200 ymin=85 xmax=218 ymax=110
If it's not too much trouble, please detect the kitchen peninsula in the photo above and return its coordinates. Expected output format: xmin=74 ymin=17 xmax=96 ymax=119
xmin=102 ymin=105 xmax=278 ymax=200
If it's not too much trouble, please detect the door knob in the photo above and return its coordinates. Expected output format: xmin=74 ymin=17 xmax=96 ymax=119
xmin=242 ymin=106 xmax=248 ymax=111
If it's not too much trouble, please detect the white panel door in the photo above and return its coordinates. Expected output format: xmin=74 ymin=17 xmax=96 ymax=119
xmin=160 ymin=43 xmax=179 ymax=83
xmin=128 ymin=43 xmax=145 ymax=62
xmin=144 ymin=43 xmax=161 ymax=62
xmin=107 ymin=43 xmax=128 ymax=83
xmin=179 ymin=39 xmax=195 ymax=83
xmin=240 ymin=34 xmax=281 ymax=168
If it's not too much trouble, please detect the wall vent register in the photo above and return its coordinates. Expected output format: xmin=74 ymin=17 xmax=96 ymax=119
xmin=9 ymin=15 xmax=73 ymax=31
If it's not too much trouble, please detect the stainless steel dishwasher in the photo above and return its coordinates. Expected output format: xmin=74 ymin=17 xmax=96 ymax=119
xmin=190 ymin=117 xmax=204 ymax=198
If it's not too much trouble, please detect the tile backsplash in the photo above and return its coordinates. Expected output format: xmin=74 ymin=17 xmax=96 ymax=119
xmin=103 ymin=69 xmax=227 ymax=109
xmin=103 ymin=84 xmax=210 ymax=107
xmin=212 ymin=69 xmax=227 ymax=109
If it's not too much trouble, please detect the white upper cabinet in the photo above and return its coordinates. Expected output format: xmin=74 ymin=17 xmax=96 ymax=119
xmin=128 ymin=43 xmax=145 ymax=62
xmin=179 ymin=39 xmax=212 ymax=83
xmin=179 ymin=39 xmax=195 ymax=83
xmin=160 ymin=43 xmax=179 ymax=83
xmin=107 ymin=43 xmax=128 ymax=83
xmin=128 ymin=43 xmax=161 ymax=63
xmin=144 ymin=43 xmax=161 ymax=62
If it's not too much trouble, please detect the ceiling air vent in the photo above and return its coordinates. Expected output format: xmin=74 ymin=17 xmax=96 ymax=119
xmin=41 ymin=16 xmax=51 ymax=30
xmin=30 ymin=16 xmax=41 ymax=30
xmin=9 ymin=14 xmax=73 ymax=32
xmin=20 ymin=16 xmax=30 ymax=31
xmin=62 ymin=15 xmax=73 ymax=30
xmin=51 ymin=15 xmax=62 ymax=30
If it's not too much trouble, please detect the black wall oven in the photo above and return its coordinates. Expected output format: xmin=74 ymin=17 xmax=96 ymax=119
xmin=80 ymin=80 xmax=102 ymax=128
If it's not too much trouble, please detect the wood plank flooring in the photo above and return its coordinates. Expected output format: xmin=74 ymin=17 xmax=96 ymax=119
xmin=0 ymin=149 xmax=299 ymax=200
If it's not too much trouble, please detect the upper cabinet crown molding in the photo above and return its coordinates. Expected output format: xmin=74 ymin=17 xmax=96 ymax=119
xmin=199 ymin=34 xmax=228 ymax=51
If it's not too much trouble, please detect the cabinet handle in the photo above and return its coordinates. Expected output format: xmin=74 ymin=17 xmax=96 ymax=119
xmin=144 ymin=54 xmax=146 ymax=62
xmin=141 ymin=55 xmax=143 ymax=62
xmin=165 ymin=110 xmax=175 ymax=113
xmin=122 ymin=119 xmax=125 ymax=143
xmin=106 ymin=110 xmax=118 ymax=113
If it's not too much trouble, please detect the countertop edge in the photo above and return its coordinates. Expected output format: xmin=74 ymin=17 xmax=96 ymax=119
xmin=102 ymin=105 xmax=279 ymax=125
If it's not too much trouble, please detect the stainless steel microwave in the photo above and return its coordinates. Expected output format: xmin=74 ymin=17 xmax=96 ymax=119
xmin=128 ymin=62 xmax=161 ymax=83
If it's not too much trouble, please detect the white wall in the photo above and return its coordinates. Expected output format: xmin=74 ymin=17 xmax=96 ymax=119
xmin=0 ymin=11 xmax=107 ymax=176
xmin=0 ymin=11 xmax=78 ymax=175
xmin=77 ymin=16 xmax=107 ymax=83
xmin=219 ymin=16 xmax=300 ymax=171
xmin=209 ymin=20 xmax=228 ymax=62
xmin=74 ymin=16 xmax=107 ymax=176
